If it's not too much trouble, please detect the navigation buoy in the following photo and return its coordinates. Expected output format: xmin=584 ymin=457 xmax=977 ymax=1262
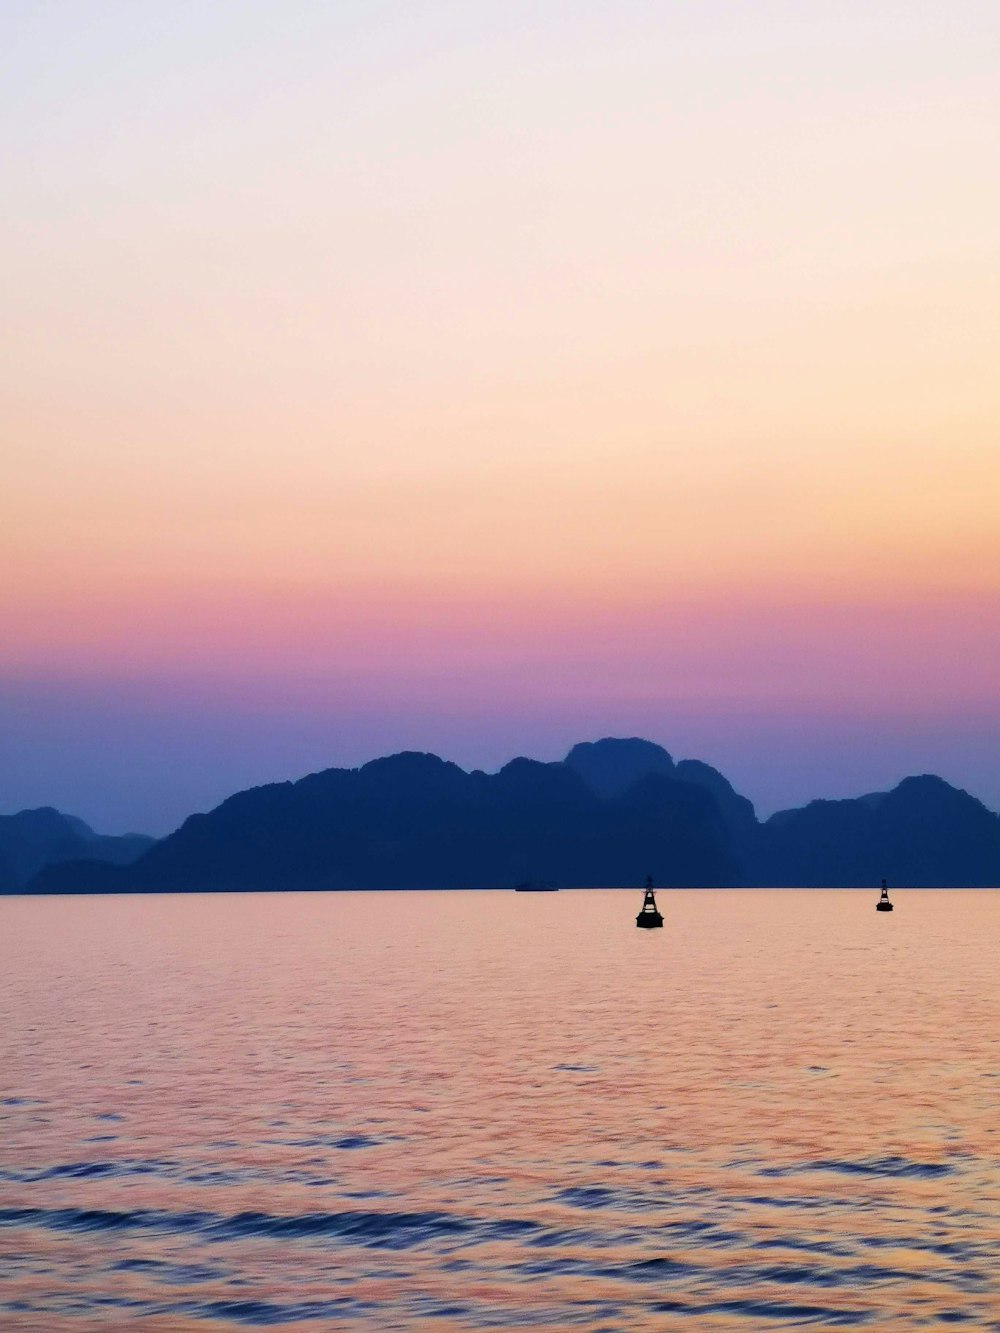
xmin=636 ymin=875 xmax=664 ymax=929
xmin=876 ymin=879 xmax=894 ymax=912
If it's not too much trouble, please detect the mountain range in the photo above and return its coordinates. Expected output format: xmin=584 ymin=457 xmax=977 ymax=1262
xmin=13 ymin=738 xmax=1000 ymax=892
xmin=0 ymin=808 xmax=153 ymax=894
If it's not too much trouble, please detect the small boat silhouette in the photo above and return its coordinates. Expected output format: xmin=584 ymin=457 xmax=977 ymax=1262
xmin=876 ymin=879 xmax=894 ymax=912
xmin=636 ymin=875 xmax=663 ymax=928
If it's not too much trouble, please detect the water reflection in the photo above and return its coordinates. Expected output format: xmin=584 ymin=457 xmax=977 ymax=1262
xmin=2 ymin=889 xmax=1000 ymax=1329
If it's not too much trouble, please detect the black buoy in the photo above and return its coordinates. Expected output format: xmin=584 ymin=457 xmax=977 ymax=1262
xmin=876 ymin=878 xmax=894 ymax=912
xmin=636 ymin=874 xmax=663 ymax=929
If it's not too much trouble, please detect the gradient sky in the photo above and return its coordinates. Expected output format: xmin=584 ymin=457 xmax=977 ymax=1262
xmin=2 ymin=1 xmax=998 ymax=834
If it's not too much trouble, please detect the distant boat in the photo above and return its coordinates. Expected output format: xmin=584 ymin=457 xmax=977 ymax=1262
xmin=636 ymin=875 xmax=663 ymax=928
xmin=514 ymin=882 xmax=558 ymax=892
xmin=876 ymin=879 xmax=894 ymax=912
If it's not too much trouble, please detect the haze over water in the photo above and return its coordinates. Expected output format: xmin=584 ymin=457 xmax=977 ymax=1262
xmin=2 ymin=889 xmax=1000 ymax=1329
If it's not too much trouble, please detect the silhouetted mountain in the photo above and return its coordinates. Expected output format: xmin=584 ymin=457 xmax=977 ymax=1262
xmin=26 ymin=860 xmax=132 ymax=894
xmin=565 ymin=738 xmax=676 ymax=797
xmin=674 ymin=759 xmax=758 ymax=844
xmin=755 ymin=774 xmax=1000 ymax=887
xmin=19 ymin=743 xmax=1000 ymax=893
xmin=0 ymin=807 xmax=154 ymax=892
xmin=565 ymin=739 xmax=757 ymax=850
xmin=27 ymin=750 xmax=739 ymax=893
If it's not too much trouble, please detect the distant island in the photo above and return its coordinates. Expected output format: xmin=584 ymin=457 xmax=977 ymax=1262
xmin=8 ymin=738 xmax=1000 ymax=893
xmin=0 ymin=807 xmax=153 ymax=894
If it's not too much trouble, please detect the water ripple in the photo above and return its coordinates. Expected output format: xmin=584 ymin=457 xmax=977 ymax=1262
xmin=759 ymin=1155 xmax=958 ymax=1181
xmin=4 ymin=888 xmax=1000 ymax=1329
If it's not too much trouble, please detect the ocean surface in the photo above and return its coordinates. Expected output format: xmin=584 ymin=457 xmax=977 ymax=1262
xmin=2 ymin=889 xmax=999 ymax=1331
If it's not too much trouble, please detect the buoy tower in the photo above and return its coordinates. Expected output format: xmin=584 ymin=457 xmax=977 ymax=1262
xmin=636 ymin=874 xmax=664 ymax=929
xmin=876 ymin=879 xmax=894 ymax=912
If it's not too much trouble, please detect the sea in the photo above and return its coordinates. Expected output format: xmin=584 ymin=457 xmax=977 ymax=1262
xmin=2 ymin=889 xmax=999 ymax=1331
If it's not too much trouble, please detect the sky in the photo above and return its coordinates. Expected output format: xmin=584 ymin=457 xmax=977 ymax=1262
xmin=2 ymin=1 xmax=998 ymax=835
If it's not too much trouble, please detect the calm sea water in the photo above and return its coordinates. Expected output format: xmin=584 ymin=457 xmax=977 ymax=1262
xmin=2 ymin=889 xmax=999 ymax=1331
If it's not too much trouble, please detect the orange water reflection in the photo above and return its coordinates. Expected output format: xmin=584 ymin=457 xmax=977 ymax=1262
xmin=2 ymin=889 xmax=999 ymax=1329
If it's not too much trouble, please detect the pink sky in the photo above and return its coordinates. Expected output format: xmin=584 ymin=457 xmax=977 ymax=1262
xmin=2 ymin=2 xmax=998 ymax=831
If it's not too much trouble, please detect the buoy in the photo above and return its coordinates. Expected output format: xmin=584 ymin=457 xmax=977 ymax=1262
xmin=636 ymin=875 xmax=664 ymax=928
xmin=876 ymin=878 xmax=894 ymax=912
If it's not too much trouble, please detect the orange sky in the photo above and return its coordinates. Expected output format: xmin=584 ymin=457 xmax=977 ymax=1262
xmin=1 ymin=2 xmax=998 ymax=830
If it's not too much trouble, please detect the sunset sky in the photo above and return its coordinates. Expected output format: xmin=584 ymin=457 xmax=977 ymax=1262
xmin=3 ymin=1 xmax=998 ymax=834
